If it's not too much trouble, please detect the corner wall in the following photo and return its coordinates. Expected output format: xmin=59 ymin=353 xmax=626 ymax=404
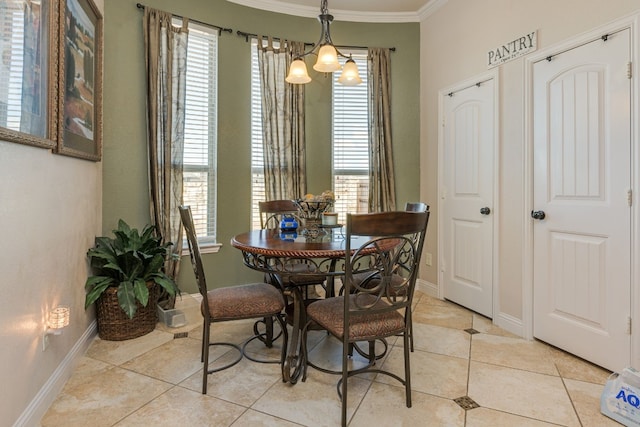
xmin=1 ymin=1 xmax=104 ymax=424
xmin=419 ymin=0 xmax=639 ymax=325
xmin=103 ymin=0 xmax=421 ymax=294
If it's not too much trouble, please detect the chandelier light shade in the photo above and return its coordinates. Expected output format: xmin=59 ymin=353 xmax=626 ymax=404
xmin=337 ymin=58 xmax=362 ymax=85
xmin=313 ymin=45 xmax=340 ymax=72
xmin=285 ymin=0 xmax=362 ymax=85
xmin=287 ymin=59 xmax=312 ymax=84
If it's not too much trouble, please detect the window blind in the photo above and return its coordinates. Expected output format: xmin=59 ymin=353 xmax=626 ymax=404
xmin=0 ymin=3 xmax=26 ymax=129
xmin=332 ymin=51 xmax=369 ymax=223
xmin=250 ymin=40 xmax=266 ymax=230
xmin=181 ymin=23 xmax=218 ymax=241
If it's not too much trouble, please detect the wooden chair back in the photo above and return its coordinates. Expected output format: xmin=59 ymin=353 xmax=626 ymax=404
xmin=258 ymin=199 xmax=298 ymax=229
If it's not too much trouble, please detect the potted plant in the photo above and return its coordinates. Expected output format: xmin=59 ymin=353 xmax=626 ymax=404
xmin=84 ymin=219 xmax=180 ymax=340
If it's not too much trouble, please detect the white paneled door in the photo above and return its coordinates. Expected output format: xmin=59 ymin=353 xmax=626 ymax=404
xmin=442 ymin=79 xmax=495 ymax=318
xmin=532 ymin=30 xmax=631 ymax=371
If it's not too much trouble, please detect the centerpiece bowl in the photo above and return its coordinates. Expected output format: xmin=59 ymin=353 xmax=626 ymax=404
xmin=294 ymin=195 xmax=334 ymax=236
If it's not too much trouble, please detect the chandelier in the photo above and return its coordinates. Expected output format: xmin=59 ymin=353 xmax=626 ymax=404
xmin=285 ymin=0 xmax=362 ymax=86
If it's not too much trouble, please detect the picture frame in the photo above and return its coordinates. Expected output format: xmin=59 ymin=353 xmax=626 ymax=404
xmin=56 ymin=0 xmax=102 ymax=161
xmin=0 ymin=0 xmax=59 ymax=149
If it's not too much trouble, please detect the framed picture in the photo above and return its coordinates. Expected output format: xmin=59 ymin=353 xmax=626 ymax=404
xmin=0 ymin=0 xmax=58 ymax=149
xmin=56 ymin=0 xmax=102 ymax=161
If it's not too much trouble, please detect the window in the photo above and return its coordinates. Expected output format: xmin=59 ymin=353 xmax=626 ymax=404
xmin=0 ymin=1 xmax=27 ymax=129
xmin=250 ymin=46 xmax=370 ymax=228
xmin=181 ymin=23 xmax=218 ymax=248
xmin=250 ymin=40 xmax=265 ymax=230
xmin=332 ymin=51 xmax=369 ymax=224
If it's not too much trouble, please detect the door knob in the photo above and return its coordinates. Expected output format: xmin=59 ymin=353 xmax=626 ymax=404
xmin=531 ymin=210 xmax=546 ymax=220
xmin=480 ymin=207 xmax=491 ymax=215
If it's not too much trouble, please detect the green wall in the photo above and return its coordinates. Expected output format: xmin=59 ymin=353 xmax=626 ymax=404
xmin=103 ymin=0 xmax=420 ymax=293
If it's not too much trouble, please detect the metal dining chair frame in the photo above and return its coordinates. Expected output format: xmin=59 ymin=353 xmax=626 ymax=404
xmin=179 ymin=205 xmax=288 ymax=394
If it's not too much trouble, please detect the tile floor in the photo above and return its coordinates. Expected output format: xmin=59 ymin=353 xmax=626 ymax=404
xmin=41 ymin=291 xmax=619 ymax=426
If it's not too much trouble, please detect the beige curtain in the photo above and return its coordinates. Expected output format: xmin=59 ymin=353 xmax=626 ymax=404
xmin=143 ymin=8 xmax=188 ymax=303
xmin=368 ymin=47 xmax=396 ymax=212
xmin=257 ymin=38 xmax=307 ymax=200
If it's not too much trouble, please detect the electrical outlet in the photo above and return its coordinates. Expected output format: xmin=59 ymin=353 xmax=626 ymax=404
xmin=42 ymin=332 xmax=50 ymax=351
xmin=425 ymin=252 xmax=433 ymax=267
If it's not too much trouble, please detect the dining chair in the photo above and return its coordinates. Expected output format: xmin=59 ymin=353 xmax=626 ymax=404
xmin=179 ymin=205 xmax=288 ymax=394
xmin=259 ymin=199 xmax=299 ymax=229
xmin=349 ymin=202 xmax=430 ymax=352
xmin=302 ymin=210 xmax=430 ymax=426
xmin=258 ymin=199 xmax=328 ymax=295
xmin=403 ymin=202 xmax=429 ymax=350
xmin=405 ymin=201 xmax=429 ymax=213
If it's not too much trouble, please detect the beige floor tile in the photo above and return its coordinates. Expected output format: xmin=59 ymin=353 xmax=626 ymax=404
xmin=61 ymin=356 xmax=114 ymax=389
xmin=188 ymin=318 xmax=263 ymax=345
xmin=412 ymin=299 xmax=474 ymax=329
xmin=243 ymin=338 xmax=287 ymax=363
xmin=120 ymin=336 xmax=205 ymax=384
xmin=41 ymin=366 xmax=172 ymax=427
xmin=350 ymin=382 xmax=466 ymax=427
xmin=180 ymin=353 xmax=282 ymax=407
xmin=411 ymin=322 xmax=471 ymax=358
xmin=306 ymin=334 xmax=385 ymax=375
xmin=470 ymin=333 xmax=558 ymax=375
xmin=44 ymin=292 xmax=614 ymax=427
xmin=472 ymin=314 xmax=519 ymax=338
xmin=465 ymin=407 xmax=560 ymax=426
xmin=86 ymin=330 xmax=174 ymax=366
xmin=412 ymin=289 xmax=427 ymax=302
xmin=376 ymin=346 xmax=468 ymax=399
xmin=547 ymin=345 xmax=612 ymax=385
xmin=231 ymin=409 xmax=302 ymax=426
xmin=414 ymin=293 xmax=451 ymax=307
xmin=468 ymin=361 xmax=580 ymax=426
xmin=564 ymin=378 xmax=622 ymax=427
xmin=252 ymin=369 xmax=370 ymax=427
xmin=114 ymin=386 xmax=245 ymax=426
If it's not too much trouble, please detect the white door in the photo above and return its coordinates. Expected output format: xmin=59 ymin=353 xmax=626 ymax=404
xmin=532 ymin=30 xmax=631 ymax=370
xmin=442 ymin=79 xmax=495 ymax=318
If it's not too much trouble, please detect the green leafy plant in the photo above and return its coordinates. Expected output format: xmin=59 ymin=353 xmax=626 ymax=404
xmin=84 ymin=219 xmax=179 ymax=319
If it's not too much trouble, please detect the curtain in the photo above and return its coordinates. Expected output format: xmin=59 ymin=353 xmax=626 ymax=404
xmin=257 ymin=37 xmax=307 ymax=200
xmin=368 ymin=47 xmax=396 ymax=212
xmin=143 ymin=8 xmax=188 ymax=305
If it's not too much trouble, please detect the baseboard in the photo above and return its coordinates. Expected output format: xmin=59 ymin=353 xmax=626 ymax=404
xmin=415 ymin=279 xmax=525 ymax=339
xmin=416 ymin=278 xmax=438 ymax=298
xmin=493 ymin=311 xmax=524 ymax=338
xmin=14 ymin=320 xmax=98 ymax=427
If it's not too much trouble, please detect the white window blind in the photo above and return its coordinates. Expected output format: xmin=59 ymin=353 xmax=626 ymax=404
xmin=250 ymin=40 xmax=266 ymax=230
xmin=181 ymin=23 xmax=218 ymax=243
xmin=0 ymin=2 xmax=27 ymax=130
xmin=332 ymin=51 xmax=369 ymax=224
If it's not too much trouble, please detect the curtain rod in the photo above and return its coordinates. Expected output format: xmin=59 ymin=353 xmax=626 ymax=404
xmin=236 ymin=31 xmax=314 ymax=47
xmin=136 ymin=3 xmax=233 ymax=35
xmin=236 ymin=30 xmax=396 ymax=52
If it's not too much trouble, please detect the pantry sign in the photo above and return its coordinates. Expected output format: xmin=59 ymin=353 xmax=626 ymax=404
xmin=487 ymin=30 xmax=537 ymax=68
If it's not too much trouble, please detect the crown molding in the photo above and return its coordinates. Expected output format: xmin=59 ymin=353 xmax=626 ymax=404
xmin=225 ymin=0 xmax=424 ymax=23
xmin=417 ymin=0 xmax=448 ymax=21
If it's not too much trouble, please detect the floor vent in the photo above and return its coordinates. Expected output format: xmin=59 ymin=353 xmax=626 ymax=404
xmin=464 ymin=328 xmax=480 ymax=335
xmin=454 ymin=396 xmax=480 ymax=410
xmin=173 ymin=332 xmax=189 ymax=339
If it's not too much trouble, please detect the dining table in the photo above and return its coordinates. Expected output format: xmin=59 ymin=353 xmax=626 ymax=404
xmin=231 ymin=225 xmax=373 ymax=384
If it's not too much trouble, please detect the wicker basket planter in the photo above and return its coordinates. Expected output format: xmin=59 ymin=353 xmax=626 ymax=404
xmin=96 ymin=282 xmax=159 ymax=341
xmin=85 ymin=220 xmax=179 ymax=341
